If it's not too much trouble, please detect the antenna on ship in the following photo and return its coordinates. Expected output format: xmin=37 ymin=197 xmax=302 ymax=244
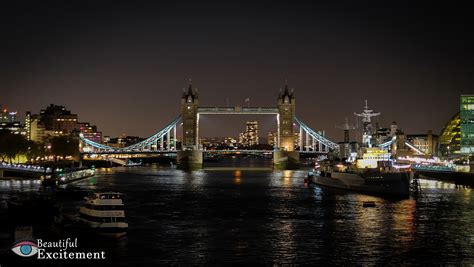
xmin=354 ymin=100 xmax=381 ymax=147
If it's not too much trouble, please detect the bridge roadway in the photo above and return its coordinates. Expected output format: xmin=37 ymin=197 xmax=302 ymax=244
xmin=81 ymin=149 xmax=325 ymax=156
xmin=197 ymin=107 xmax=279 ymax=115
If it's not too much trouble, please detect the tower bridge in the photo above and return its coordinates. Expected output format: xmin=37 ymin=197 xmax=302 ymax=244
xmin=79 ymin=83 xmax=338 ymax=169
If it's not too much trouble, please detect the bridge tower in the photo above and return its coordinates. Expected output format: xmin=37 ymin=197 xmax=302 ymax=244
xmin=277 ymin=84 xmax=295 ymax=150
xmin=177 ymin=82 xmax=203 ymax=169
xmin=181 ymin=83 xmax=199 ymax=149
xmin=274 ymin=83 xmax=299 ymax=169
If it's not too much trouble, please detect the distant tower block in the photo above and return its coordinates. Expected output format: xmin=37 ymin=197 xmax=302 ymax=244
xmin=277 ymin=83 xmax=296 ymax=151
xmin=336 ymin=117 xmax=356 ymax=143
xmin=181 ymin=83 xmax=199 ymax=149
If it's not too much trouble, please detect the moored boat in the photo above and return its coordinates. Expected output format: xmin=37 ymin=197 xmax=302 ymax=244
xmin=308 ymin=148 xmax=411 ymax=198
xmin=308 ymin=101 xmax=412 ymax=198
xmin=77 ymin=192 xmax=128 ymax=237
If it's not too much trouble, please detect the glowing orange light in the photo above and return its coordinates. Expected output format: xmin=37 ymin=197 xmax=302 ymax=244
xmin=234 ymin=170 xmax=241 ymax=185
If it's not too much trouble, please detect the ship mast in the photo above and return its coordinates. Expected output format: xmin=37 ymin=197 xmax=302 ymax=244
xmin=354 ymin=100 xmax=380 ymax=147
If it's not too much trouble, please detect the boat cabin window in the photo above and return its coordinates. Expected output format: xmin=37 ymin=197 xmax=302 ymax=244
xmin=98 ymin=194 xmax=121 ymax=199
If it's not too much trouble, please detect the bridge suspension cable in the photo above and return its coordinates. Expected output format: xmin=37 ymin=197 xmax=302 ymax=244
xmin=80 ymin=116 xmax=182 ymax=152
xmin=378 ymin=136 xmax=426 ymax=155
xmin=378 ymin=136 xmax=396 ymax=149
xmin=82 ymin=115 xmax=341 ymax=154
xmin=294 ymin=117 xmax=339 ymax=151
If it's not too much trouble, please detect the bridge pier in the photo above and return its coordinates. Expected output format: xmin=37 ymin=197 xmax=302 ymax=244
xmin=177 ymin=150 xmax=203 ymax=170
xmin=273 ymin=151 xmax=300 ymax=170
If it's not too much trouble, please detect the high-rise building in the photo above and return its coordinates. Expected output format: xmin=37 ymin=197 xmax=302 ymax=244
xmin=246 ymin=121 xmax=258 ymax=146
xmin=25 ymin=112 xmax=31 ymax=140
xmin=56 ymin=115 xmax=79 ymax=134
xmin=8 ymin=111 xmax=17 ymax=122
xmin=26 ymin=104 xmax=102 ymax=144
xmin=268 ymin=132 xmax=277 ymax=147
xmin=0 ymin=106 xmax=26 ymax=136
xmin=238 ymin=121 xmax=259 ymax=147
xmin=77 ymin=122 xmax=102 ymax=144
xmin=0 ymin=121 xmax=25 ymax=135
xmin=239 ymin=132 xmax=246 ymax=146
xmin=39 ymin=104 xmax=78 ymax=134
xmin=0 ymin=105 xmax=9 ymax=123
xmin=438 ymin=113 xmax=461 ymax=156
xmin=30 ymin=118 xmax=45 ymax=142
xmin=460 ymin=95 xmax=474 ymax=154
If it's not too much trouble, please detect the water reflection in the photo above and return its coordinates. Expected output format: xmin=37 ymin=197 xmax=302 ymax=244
xmin=234 ymin=170 xmax=241 ymax=185
xmin=0 ymin=179 xmax=41 ymax=193
xmin=0 ymin=168 xmax=473 ymax=265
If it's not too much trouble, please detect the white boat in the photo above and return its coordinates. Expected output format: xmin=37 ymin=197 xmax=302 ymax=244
xmin=77 ymin=192 xmax=128 ymax=237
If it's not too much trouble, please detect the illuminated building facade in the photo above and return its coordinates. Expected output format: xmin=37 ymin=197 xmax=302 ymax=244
xmin=25 ymin=112 xmax=31 ymax=140
xmin=26 ymin=104 xmax=102 ymax=143
xmin=0 ymin=121 xmax=25 ymax=135
xmin=268 ymin=132 xmax=277 ymax=147
xmin=77 ymin=122 xmax=102 ymax=144
xmin=0 ymin=105 xmax=17 ymax=123
xmin=438 ymin=113 xmax=461 ymax=156
xmin=239 ymin=121 xmax=259 ymax=147
xmin=406 ymin=131 xmax=438 ymax=155
xmin=39 ymin=105 xmax=78 ymax=134
xmin=246 ymin=121 xmax=259 ymax=146
xmin=460 ymin=95 xmax=474 ymax=154
xmin=0 ymin=106 xmax=8 ymax=122
xmin=224 ymin=137 xmax=237 ymax=147
xmin=0 ymin=105 xmax=26 ymax=136
xmin=238 ymin=132 xmax=246 ymax=146
xmin=56 ymin=115 xmax=78 ymax=134
xmin=30 ymin=118 xmax=45 ymax=142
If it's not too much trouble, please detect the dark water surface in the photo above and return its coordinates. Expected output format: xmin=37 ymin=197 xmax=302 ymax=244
xmin=1 ymin=161 xmax=474 ymax=265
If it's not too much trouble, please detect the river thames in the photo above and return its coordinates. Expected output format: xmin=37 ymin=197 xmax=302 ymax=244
xmin=1 ymin=159 xmax=474 ymax=265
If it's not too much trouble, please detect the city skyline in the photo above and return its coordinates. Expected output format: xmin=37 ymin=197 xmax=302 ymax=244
xmin=1 ymin=3 xmax=474 ymax=265
xmin=2 ymin=2 xmax=473 ymax=140
xmin=2 ymin=93 xmax=463 ymax=142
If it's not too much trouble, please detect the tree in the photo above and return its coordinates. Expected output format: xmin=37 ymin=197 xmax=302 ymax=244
xmin=49 ymin=136 xmax=79 ymax=161
xmin=0 ymin=130 xmax=29 ymax=163
xmin=25 ymin=141 xmax=46 ymax=162
xmin=0 ymin=129 xmax=9 ymax=162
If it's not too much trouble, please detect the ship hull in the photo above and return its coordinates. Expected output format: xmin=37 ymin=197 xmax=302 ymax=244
xmin=76 ymin=217 xmax=128 ymax=238
xmin=310 ymin=171 xmax=410 ymax=198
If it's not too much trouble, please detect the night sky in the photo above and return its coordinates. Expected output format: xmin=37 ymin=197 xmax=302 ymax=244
xmin=1 ymin=1 xmax=473 ymax=141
